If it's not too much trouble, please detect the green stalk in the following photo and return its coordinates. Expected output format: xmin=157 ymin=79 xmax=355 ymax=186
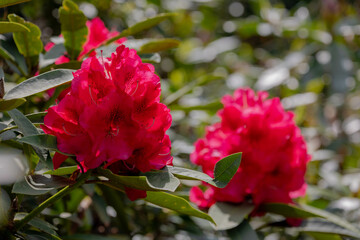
xmin=14 ymin=170 xmax=92 ymax=230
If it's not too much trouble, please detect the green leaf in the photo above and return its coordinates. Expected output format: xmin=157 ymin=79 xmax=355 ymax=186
xmin=8 ymin=110 xmax=53 ymax=169
xmin=300 ymin=204 xmax=360 ymax=236
xmin=140 ymin=53 xmax=161 ymax=64
xmin=0 ymin=0 xmax=30 ymax=8
xmin=8 ymin=109 xmax=38 ymax=136
xmin=138 ymin=39 xmax=180 ymax=54
xmin=39 ymin=61 xmax=81 ymax=74
xmin=0 ymin=45 xmax=16 ymax=62
xmin=0 ymin=122 xmax=16 ymax=141
xmin=259 ymin=203 xmax=320 ymax=219
xmin=96 ymin=168 xmax=180 ymax=192
xmin=292 ymin=219 xmax=360 ymax=239
xmin=305 ymin=232 xmax=342 ymax=240
xmin=92 ymin=194 xmax=111 ymax=226
xmin=0 ymin=21 xmax=30 ymax=34
xmin=15 ymin=213 xmax=58 ymax=236
xmin=105 ymin=13 xmax=177 ymax=44
xmin=18 ymin=134 xmax=58 ymax=151
xmin=208 ymin=202 xmax=254 ymax=230
xmin=12 ymin=174 xmax=74 ymax=195
xmin=145 ymin=191 xmax=215 ymax=224
xmin=0 ymin=98 xmax=26 ymax=112
xmin=8 ymin=14 xmax=43 ymax=66
xmin=59 ymin=0 xmax=88 ymax=60
xmin=227 ymin=220 xmax=259 ymax=240
xmin=213 ymin=152 xmax=242 ymax=188
xmin=4 ymin=69 xmax=74 ymax=100
xmin=260 ymin=203 xmax=360 ymax=236
xmin=43 ymin=166 xmax=77 ymax=176
xmin=170 ymin=153 xmax=241 ymax=188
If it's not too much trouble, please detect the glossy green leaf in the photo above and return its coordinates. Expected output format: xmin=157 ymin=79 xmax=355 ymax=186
xmin=0 ymin=0 xmax=30 ymax=8
xmin=15 ymin=213 xmax=58 ymax=236
xmin=59 ymin=0 xmax=88 ymax=60
xmin=105 ymin=13 xmax=177 ymax=44
xmin=0 ymin=98 xmax=26 ymax=112
xmin=169 ymin=153 xmax=241 ymax=188
xmin=97 ymin=168 xmax=180 ymax=192
xmin=227 ymin=220 xmax=259 ymax=240
xmin=8 ymin=14 xmax=43 ymax=65
xmin=213 ymin=152 xmax=242 ymax=188
xmin=138 ymin=39 xmax=180 ymax=54
xmin=43 ymin=166 xmax=77 ymax=176
xmin=145 ymin=191 xmax=215 ymax=224
xmin=12 ymin=174 xmax=74 ymax=195
xmin=0 ymin=21 xmax=30 ymax=34
xmin=4 ymin=69 xmax=74 ymax=100
xmin=208 ymin=202 xmax=254 ymax=230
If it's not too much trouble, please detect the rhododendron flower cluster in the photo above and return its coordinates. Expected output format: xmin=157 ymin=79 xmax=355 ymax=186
xmin=45 ymin=17 xmax=126 ymax=64
xmin=190 ymin=88 xmax=310 ymax=209
xmin=41 ymin=45 xmax=172 ymax=198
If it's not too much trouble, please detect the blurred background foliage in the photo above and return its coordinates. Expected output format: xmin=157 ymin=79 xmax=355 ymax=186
xmin=2 ymin=0 xmax=360 ymax=239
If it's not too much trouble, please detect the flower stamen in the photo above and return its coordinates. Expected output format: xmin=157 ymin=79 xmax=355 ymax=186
xmin=130 ymin=80 xmax=139 ymax=96
xmin=62 ymin=124 xmax=78 ymax=136
xmin=88 ymin=85 xmax=97 ymax=105
xmin=144 ymin=117 xmax=155 ymax=129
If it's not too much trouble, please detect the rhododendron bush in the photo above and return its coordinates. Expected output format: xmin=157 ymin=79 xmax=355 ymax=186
xmin=1 ymin=0 xmax=360 ymax=239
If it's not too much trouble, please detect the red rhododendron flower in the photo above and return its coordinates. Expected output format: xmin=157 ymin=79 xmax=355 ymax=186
xmin=45 ymin=17 xmax=126 ymax=64
xmin=45 ymin=17 xmax=126 ymax=100
xmin=41 ymin=45 xmax=172 ymax=200
xmin=190 ymin=88 xmax=310 ymax=210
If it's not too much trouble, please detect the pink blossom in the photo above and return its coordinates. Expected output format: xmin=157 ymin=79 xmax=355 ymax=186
xmin=190 ymin=88 xmax=310 ymax=210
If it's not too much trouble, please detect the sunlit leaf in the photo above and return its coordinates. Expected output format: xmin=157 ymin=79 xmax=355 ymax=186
xmin=0 ymin=98 xmax=26 ymax=112
xmin=0 ymin=0 xmax=30 ymax=8
xmin=43 ymin=166 xmax=78 ymax=176
xmin=0 ymin=21 xmax=29 ymax=34
xmin=8 ymin=14 xmax=43 ymax=67
xmin=105 ymin=13 xmax=177 ymax=44
xmin=4 ymin=69 xmax=74 ymax=100
xmin=145 ymin=191 xmax=215 ymax=224
xmin=138 ymin=39 xmax=180 ymax=54
xmin=59 ymin=0 xmax=88 ymax=60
